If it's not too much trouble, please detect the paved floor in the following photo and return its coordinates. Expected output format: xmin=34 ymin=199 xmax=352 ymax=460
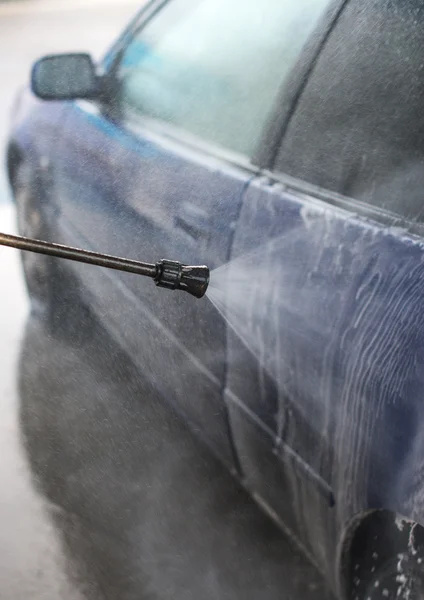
xmin=0 ymin=2 xmax=335 ymax=598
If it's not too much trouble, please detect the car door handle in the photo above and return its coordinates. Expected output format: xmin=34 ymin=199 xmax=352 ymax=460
xmin=175 ymin=202 xmax=211 ymax=240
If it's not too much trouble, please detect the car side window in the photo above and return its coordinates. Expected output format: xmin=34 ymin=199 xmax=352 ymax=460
xmin=275 ymin=0 xmax=424 ymax=222
xmin=115 ymin=0 xmax=331 ymax=159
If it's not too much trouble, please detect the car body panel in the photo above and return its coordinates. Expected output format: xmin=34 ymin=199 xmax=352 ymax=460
xmin=8 ymin=90 xmax=65 ymax=180
xmin=51 ymin=99 xmax=255 ymax=469
xmin=226 ymin=174 xmax=424 ymax=583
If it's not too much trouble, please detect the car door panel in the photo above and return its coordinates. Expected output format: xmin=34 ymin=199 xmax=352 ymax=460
xmin=225 ymin=176 xmax=424 ymax=578
xmin=54 ymin=100 xmax=254 ymax=469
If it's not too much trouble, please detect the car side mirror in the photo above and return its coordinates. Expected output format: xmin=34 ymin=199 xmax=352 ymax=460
xmin=31 ymin=53 xmax=98 ymax=101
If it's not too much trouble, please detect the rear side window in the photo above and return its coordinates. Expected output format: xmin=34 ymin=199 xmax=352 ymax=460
xmin=116 ymin=0 xmax=330 ymax=158
xmin=275 ymin=0 xmax=424 ymax=222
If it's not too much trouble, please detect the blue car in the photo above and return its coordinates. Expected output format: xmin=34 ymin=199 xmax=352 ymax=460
xmin=7 ymin=0 xmax=424 ymax=598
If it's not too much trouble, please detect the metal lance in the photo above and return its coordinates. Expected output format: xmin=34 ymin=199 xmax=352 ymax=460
xmin=0 ymin=232 xmax=209 ymax=299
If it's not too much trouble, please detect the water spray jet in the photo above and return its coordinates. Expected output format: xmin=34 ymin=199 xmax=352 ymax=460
xmin=0 ymin=232 xmax=210 ymax=299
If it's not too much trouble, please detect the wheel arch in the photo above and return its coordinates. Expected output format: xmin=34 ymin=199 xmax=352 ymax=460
xmin=337 ymin=509 xmax=424 ymax=599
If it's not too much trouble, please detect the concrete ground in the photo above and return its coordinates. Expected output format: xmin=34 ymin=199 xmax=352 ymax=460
xmin=0 ymin=2 xmax=334 ymax=598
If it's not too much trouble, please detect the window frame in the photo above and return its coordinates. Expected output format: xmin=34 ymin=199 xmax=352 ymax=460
xmin=254 ymin=0 xmax=349 ymax=169
xmin=99 ymin=0 xmax=341 ymax=173
xmin=267 ymin=0 xmax=424 ymax=236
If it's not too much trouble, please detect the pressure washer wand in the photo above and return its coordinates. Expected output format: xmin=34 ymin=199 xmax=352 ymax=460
xmin=0 ymin=231 xmax=209 ymax=299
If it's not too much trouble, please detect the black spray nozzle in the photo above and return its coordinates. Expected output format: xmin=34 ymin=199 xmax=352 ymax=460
xmin=0 ymin=232 xmax=209 ymax=299
xmin=155 ymin=259 xmax=210 ymax=298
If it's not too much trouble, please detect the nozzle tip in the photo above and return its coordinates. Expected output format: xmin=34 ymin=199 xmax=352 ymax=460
xmin=155 ymin=260 xmax=209 ymax=298
xmin=180 ymin=264 xmax=210 ymax=298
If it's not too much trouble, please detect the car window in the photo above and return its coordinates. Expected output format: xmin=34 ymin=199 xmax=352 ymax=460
xmin=275 ymin=0 xmax=424 ymax=223
xmin=116 ymin=0 xmax=331 ymax=158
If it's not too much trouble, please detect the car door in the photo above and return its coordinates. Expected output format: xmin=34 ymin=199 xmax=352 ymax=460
xmin=225 ymin=0 xmax=424 ymax=583
xmin=52 ymin=0 xmax=320 ymax=469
